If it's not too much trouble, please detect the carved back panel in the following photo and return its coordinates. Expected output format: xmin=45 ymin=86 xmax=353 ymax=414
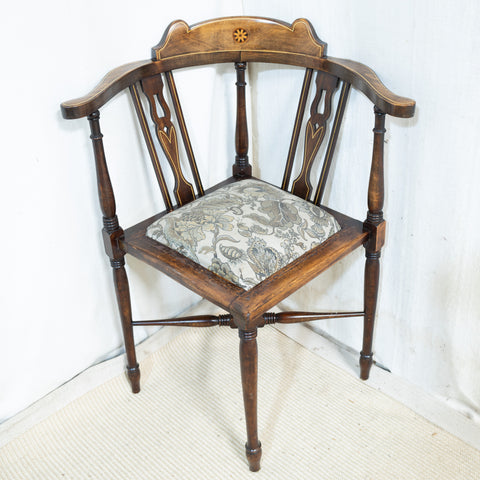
xmin=129 ymin=64 xmax=350 ymax=211
xmin=125 ymin=17 xmax=352 ymax=211
xmin=129 ymin=72 xmax=202 ymax=210
xmin=283 ymin=69 xmax=351 ymax=204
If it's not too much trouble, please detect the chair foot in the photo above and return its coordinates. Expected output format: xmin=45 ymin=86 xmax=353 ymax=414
xmin=246 ymin=443 xmax=262 ymax=472
xmin=127 ymin=364 xmax=141 ymax=393
xmin=359 ymin=352 xmax=373 ymax=380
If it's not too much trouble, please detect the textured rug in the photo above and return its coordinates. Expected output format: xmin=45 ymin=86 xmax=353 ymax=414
xmin=1 ymin=327 xmax=479 ymax=479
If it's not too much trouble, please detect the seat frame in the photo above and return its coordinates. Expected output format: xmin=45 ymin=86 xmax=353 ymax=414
xmin=61 ymin=16 xmax=415 ymax=472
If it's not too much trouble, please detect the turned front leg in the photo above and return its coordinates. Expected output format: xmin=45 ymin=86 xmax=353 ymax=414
xmin=239 ymin=328 xmax=262 ymax=472
xmin=88 ymin=110 xmax=140 ymax=393
xmin=112 ymin=260 xmax=140 ymax=393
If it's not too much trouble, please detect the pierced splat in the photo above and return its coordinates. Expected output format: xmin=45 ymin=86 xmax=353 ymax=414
xmin=291 ymin=71 xmax=339 ymax=200
xmin=141 ymin=74 xmax=195 ymax=206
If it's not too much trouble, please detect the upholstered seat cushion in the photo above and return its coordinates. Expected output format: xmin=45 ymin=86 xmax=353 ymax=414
xmin=146 ymin=179 xmax=341 ymax=290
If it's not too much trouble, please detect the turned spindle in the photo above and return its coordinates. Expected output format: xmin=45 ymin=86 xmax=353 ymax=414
xmin=239 ymin=328 xmax=262 ymax=471
xmin=233 ymin=62 xmax=252 ymax=177
xmin=87 ymin=111 xmax=140 ymax=393
xmin=360 ymin=106 xmax=386 ymax=380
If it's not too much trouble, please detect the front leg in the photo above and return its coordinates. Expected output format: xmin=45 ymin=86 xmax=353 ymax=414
xmin=239 ymin=328 xmax=262 ymax=471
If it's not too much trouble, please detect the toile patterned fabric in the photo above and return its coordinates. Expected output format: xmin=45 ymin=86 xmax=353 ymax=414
xmin=146 ymin=179 xmax=341 ymax=290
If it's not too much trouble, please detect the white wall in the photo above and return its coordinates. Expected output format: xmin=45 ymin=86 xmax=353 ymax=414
xmin=1 ymin=0 xmax=479 ymax=426
xmin=0 ymin=0 xmax=241 ymax=422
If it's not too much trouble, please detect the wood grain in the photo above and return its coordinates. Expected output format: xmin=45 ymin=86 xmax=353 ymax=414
xmin=152 ymin=17 xmax=326 ymax=63
xmin=291 ymin=71 xmax=338 ymax=199
xmin=61 ymin=18 xmax=415 ymax=120
xmin=141 ymin=74 xmax=195 ymax=206
xmin=61 ymin=17 xmax=416 ymax=471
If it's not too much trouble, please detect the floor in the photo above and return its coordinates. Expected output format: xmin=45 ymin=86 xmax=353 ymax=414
xmin=1 ymin=302 xmax=479 ymax=453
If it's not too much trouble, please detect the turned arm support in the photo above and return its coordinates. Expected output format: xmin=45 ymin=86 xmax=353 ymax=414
xmin=320 ymin=57 xmax=415 ymax=118
xmin=363 ymin=107 xmax=387 ymax=252
xmin=87 ymin=111 xmax=125 ymax=265
xmin=61 ymin=60 xmax=161 ymax=119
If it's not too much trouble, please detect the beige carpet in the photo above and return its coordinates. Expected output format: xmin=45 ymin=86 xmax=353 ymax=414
xmin=1 ymin=327 xmax=479 ymax=479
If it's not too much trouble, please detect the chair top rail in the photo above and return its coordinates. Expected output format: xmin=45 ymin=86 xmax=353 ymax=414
xmin=61 ymin=17 xmax=415 ymax=120
xmin=151 ymin=17 xmax=327 ymax=65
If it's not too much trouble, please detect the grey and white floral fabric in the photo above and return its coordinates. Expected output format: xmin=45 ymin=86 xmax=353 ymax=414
xmin=146 ymin=179 xmax=340 ymax=290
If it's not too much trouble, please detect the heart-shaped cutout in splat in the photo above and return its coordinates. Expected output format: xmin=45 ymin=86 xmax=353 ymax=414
xmin=291 ymin=120 xmax=325 ymax=199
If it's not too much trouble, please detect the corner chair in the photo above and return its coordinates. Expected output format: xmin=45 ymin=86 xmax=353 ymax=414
xmin=61 ymin=16 xmax=415 ymax=472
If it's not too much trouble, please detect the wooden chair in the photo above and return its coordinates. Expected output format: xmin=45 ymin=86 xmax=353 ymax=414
xmin=61 ymin=16 xmax=415 ymax=472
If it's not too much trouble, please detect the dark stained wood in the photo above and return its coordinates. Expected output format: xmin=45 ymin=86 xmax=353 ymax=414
xmin=272 ymin=310 xmax=364 ymax=323
xmin=87 ymin=111 xmax=140 ymax=393
xmin=61 ymin=60 xmax=159 ymax=119
xmin=152 ymin=17 xmax=327 ymax=63
xmin=120 ymin=185 xmax=369 ymax=331
xmin=229 ymin=217 xmax=369 ymax=329
xmin=314 ymin=81 xmax=351 ymax=205
xmin=122 ymin=229 xmax=245 ymax=315
xmin=62 ymin=17 xmax=416 ymax=471
xmin=165 ymin=70 xmax=204 ymax=196
xmin=87 ymin=111 xmax=116 ymax=220
xmin=361 ymin=253 xmax=380 ymax=380
xmin=360 ymin=107 xmax=386 ymax=381
xmin=366 ymin=107 xmax=386 ymax=225
xmin=319 ymin=57 xmax=415 ymax=118
xmin=129 ymin=83 xmax=174 ymax=211
xmin=132 ymin=314 xmax=233 ymax=328
xmin=130 ymin=310 xmax=364 ymax=328
xmin=61 ymin=56 xmax=414 ymax=120
xmin=291 ymin=71 xmax=339 ymax=199
xmin=61 ymin=20 xmax=414 ymax=121
xmin=113 ymin=264 xmax=140 ymax=393
xmin=61 ymin=19 xmax=414 ymax=121
xmin=239 ymin=328 xmax=262 ymax=472
xmin=282 ymin=68 xmax=313 ymax=190
xmin=233 ymin=62 xmax=252 ymax=177
xmin=141 ymin=74 xmax=195 ymax=206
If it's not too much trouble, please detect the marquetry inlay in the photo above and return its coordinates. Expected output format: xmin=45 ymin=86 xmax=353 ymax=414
xmin=233 ymin=28 xmax=248 ymax=43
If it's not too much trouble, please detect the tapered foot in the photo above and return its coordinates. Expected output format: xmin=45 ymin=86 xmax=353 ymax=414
xmin=359 ymin=352 xmax=373 ymax=380
xmin=246 ymin=443 xmax=262 ymax=472
xmin=127 ymin=364 xmax=141 ymax=393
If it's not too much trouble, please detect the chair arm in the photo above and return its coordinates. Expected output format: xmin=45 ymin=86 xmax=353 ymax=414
xmin=61 ymin=56 xmax=415 ymax=120
xmin=60 ymin=60 xmax=161 ymax=119
xmin=320 ymin=57 xmax=415 ymax=118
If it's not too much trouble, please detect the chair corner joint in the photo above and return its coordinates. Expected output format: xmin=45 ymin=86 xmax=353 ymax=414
xmin=363 ymin=220 xmax=386 ymax=252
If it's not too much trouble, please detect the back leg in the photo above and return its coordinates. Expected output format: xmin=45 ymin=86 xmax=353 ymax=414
xmin=360 ymin=251 xmax=380 ymax=380
xmin=360 ymin=107 xmax=386 ymax=381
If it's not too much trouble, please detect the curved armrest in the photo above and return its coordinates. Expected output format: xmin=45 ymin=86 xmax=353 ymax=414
xmin=320 ymin=57 xmax=415 ymax=118
xmin=61 ymin=60 xmax=161 ymax=119
xmin=61 ymin=56 xmax=415 ymax=120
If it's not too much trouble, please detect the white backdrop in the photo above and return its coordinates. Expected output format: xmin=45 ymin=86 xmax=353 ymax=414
xmin=1 ymin=0 xmax=479 ymax=425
